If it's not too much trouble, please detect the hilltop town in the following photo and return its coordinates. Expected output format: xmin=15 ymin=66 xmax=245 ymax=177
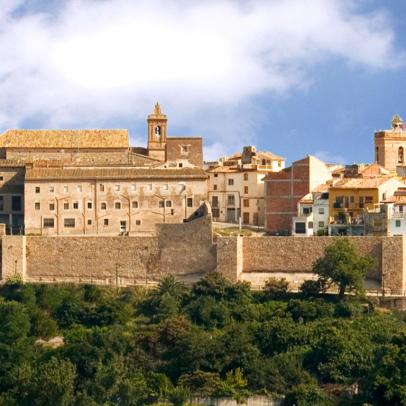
xmin=1 ymin=105 xmax=406 ymax=295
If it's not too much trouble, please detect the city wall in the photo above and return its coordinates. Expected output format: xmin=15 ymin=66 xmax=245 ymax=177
xmin=1 ymin=212 xmax=216 ymax=285
xmin=217 ymin=236 xmax=406 ymax=295
xmin=1 ymin=218 xmax=406 ymax=294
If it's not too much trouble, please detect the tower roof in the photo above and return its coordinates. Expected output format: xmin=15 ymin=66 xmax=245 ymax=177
xmin=147 ymin=102 xmax=167 ymax=120
xmin=392 ymin=114 xmax=403 ymax=127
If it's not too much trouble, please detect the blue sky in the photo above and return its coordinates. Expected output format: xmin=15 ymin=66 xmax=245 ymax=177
xmin=0 ymin=0 xmax=405 ymax=164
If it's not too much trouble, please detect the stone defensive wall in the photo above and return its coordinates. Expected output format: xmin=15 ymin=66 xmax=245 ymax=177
xmin=1 ymin=215 xmax=406 ymax=295
xmin=217 ymin=236 xmax=406 ymax=295
xmin=0 ymin=211 xmax=217 ymax=286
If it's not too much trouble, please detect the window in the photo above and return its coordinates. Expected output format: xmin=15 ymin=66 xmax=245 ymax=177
xmin=0 ymin=196 xmax=4 ymax=211
xmin=181 ymin=145 xmax=189 ymax=154
xmin=400 ymin=205 xmax=404 ymax=213
xmin=178 ymin=163 xmax=183 ymax=168
xmin=35 ymin=202 xmax=40 ymax=210
xmin=100 ymin=184 xmax=105 ymax=192
xmin=187 ymin=197 xmax=193 ymax=207
xmin=87 ymin=202 xmax=92 ymax=209
xmin=49 ymin=203 xmax=55 ymax=211
xmin=212 ymin=208 xmax=220 ymax=218
xmin=12 ymin=196 xmax=22 ymax=211
xmin=214 ymin=173 xmax=218 ymax=178
xmin=212 ymin=196 xmax=219 ymax=208
xmin=73 ymin=202 xmax=79 ymax=210
xmin=166 ymin=200 xmax=172 ymax=208
xmin=243 ymin=199 xmax=249 ymax=207
xmin=213 ymin=185 xmax=218 ymax=190
xmin=43 ymin=218 xmax=54 ymax=228
xmin=64 ymin=218 xmax=75 ymax=228
xmin=359 ymin=196 xmax=364 ymax=208
xmin=0 ymin=176 xmax=3 ymax=181
xmin=365 ymin=196 xmax=373 ymax=204
xmin=131 ymin=184 xmax=136 ymax=191
xmin=399 ymin=147 xmax=404 ymax=164
xmin=159 ymin=201 xmax=165 ymax=208
xmin=35 ymin=186 xmax=40 ymax=194
xmin=382 ymin=193 xmax=387 ymax=201
xmin=303 ymin=207 xmax=312 ymax=214
xmin=375 ymin=146 xmax=379 ymax=162
xmin=64 ymin=186 xmax=68 ymax=193
xmin=318 ymin=221 xmax=324 ymax=228
xmin=396 ymin=219 xmax=401 ymax=228
xmin=148 ymin=184 xmax=153 ymax=191
xmin=350 ymin=196 xmax=354 ymax=203
xmin=101 ymin=202 xmax=107 ymax=210
xmin=132 ymin=201 xmax=139 ymax=209
xmin=295 ymin=222 xmax=306 ymax=234
xmin=308 ymin=221 xmax=313 ymax=229
xmin=228 ymin=179 xmax=234 ymax=186
xmin=49 ymin=186 xmax=54 ymax=193
xmin=227 ymin=195 xmax=235 ymax=206
xmin=244 ymin=173 xmax=248 ymax=181
xmin=318 ymin=208 xmax=324 ymax=215
xmin=244 ymin=186 xmax=249 ymax=194
xmin=115 ymin=185 xmax=120 ymax=192
xmin=136 ymin=220 xmax=141 ymax=226
xmin=77 ymin=185 xmax=82 ymax=192
xmin=87 ymin=219 xmax=92 ymax=225
xmin=104 ymin=219 xmax=109 ymax=226
xmin=163 ymin=184 xmax=169 ymax=191
xmin=64 ymin=202 xmax=69 ymax=210
xmin=115 ymin=202 xmax=121 ymax=209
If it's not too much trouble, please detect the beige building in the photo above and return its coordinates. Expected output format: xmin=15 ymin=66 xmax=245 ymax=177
xmin=24 ymin=167 xmax=207 ymax=235
xmin=0 ymin=104 xmax=207 ymax=235
xmin=208 ymin=146 xmax=285 ymax=225
xmin=375 ymin=114 xmax=406 ymax=171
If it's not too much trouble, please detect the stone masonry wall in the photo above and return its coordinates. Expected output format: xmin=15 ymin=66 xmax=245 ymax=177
xmin=0 ymin=210 xmax=216 ymax=286
xmin=216 ymin=236 xmax=405 ymax=294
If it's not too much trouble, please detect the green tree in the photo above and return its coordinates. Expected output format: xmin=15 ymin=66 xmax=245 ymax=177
xmin=312 ymin=239 xmax=374 ymax=299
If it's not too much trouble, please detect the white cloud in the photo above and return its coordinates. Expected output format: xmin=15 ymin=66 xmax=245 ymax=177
xmin=0 ymin=0 xmax=403 ymax=158
xmin=313 ymin=150 xmax=346 ymax=165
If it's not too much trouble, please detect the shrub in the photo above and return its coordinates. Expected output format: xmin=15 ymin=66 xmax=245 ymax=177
xmin=263 ymin=278 xmax=289 ymax=299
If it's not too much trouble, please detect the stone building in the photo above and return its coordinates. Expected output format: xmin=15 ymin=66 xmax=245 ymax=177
xmin=0 ymin=104 xmax=206 ymax=235
xmin=375 ymin=114 xmax=406 ymax=171
xmin=24 ymin=166 xmax=207 ymax=236
xmin=207 ymin=146 xmax=285 ymax=225
xmin=264 ymin=155 xmax=332 ymax=234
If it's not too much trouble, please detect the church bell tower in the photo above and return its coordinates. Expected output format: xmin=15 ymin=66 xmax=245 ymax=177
xmin=147 ymin=103 xmax=167 ymax=161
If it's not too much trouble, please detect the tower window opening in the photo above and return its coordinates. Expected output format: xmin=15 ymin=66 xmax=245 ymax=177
xmin=399 ymin=147 xmax=404 ymax=164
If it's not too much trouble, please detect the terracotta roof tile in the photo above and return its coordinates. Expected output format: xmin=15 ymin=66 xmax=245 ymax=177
xmin=0 ymin=129 xmax=129 ymax=149
xmin=25 ymin=167 xmax=208 ymax=180
xmin=331 ymin=177 xmax=396 ymax=189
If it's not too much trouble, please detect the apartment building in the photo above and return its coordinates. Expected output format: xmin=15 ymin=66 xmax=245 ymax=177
xmin=208 ymin=146 xmax=285 ymax=225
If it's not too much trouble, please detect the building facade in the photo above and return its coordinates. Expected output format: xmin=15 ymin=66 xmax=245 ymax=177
xmin=207 ymin=146 xmax=285 ymax=225
xmin=0 ymin=104 xmax=206 ymax=236
xmin=264 ymin=155 xmax=332 ymax=234
xmin=375 ymin=114 xmax=406 ymax=171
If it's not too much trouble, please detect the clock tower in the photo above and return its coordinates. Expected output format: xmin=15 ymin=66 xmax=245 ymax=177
xmin=147 ymin=103 xmax=167 ymax=161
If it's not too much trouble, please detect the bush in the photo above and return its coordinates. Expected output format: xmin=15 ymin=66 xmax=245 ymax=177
xmin=300 ymin=280 xmax=323 ymax=297
xmin=285 ymin=383 xmax=332 ymax=406
xmin=263 ymin=278 xmax=289 ymax=299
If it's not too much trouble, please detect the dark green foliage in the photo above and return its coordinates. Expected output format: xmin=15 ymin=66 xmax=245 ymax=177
xmin=312 ymin=239 xmax=375 ymax=299
xmin=0 ymin=279 xmax=402 ymax=405
xmin=263 ymin=277 xmax=289 ymax=299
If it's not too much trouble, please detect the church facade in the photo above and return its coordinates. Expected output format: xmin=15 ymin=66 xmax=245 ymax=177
xmin=0 ymin=104 xmax=207 ymax=235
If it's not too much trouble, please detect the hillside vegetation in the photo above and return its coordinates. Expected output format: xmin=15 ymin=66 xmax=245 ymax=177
xmin=0 ymin=273 xmax=404 ymax=405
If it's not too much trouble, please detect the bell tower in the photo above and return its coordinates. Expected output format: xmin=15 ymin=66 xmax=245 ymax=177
xmin=147 ymin=103 xmax=167 ymax=161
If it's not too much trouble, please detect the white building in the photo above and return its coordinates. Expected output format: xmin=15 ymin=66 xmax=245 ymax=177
xmin=292 ymin=187 xmax=329 ymax=236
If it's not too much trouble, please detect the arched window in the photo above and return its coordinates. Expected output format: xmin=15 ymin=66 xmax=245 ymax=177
xmin=375 ymin=146 xmax=379 ymax=163
xmin=399 ymin=147 xmax=404 ymax=164
xmin=154 ymin=126 xmax=161 ymax=138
